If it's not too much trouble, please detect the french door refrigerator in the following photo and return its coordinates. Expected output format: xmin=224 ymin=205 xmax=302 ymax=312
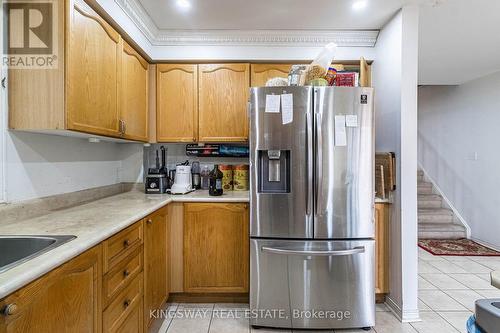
xmin=249 ymin=86 xmax=375 ymax=330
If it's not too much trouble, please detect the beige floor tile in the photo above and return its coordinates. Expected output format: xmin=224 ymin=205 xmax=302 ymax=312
xmin=419 ymin=260 xmax=441 ymax=274
xmin=156 ymin=303 xmax=179 ymax=333
xmin=470 ymin=257 xmax=500 ymax=270
xmin=418 ymin=290 xmax=468 ymax=311
xmin=376 ymin=303 xmax=390 ymax=312
xmin=418 ymin=299 xmax=432 ymax=312
xmin=449 ymin=273 xmax=496 ymax=290
xmin=420 ymin=274 xmax=467 ymax=290
xmin=410 ymin=311 xmax=460 ymax=333
xmin=476 ymin=289 xmax=500 ymax=298
xmin=209 ymin=311 xmax=249 ymax=333
xmin=419 ymin=249 xmax=446 ymax=262
xmin=373 ymin=311 xmax=417 ymax=333
xmin=418 ymin=276 xmax=438 ymax=290
xmin=443 ymin=289 xmax=483 ymax=311
xmin=451 ymin=260 xmax=492 ymax=274
xmin=475 ymin=273 xmax=492 ymax=282
xmin=427 ymin=261 xmax=468 ymax=274
xmin=443 ymin=256 xmax=474 ymax=262
xmin=167 ymin=310 xmax=212 ymax=333
xmin=437 ymin=311 xmax=472 ymax=333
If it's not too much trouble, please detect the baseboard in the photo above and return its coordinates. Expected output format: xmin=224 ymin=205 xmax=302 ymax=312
xmin=168 ymin=292 xmax=249 ymax=303
xmin=385 ymin=295 xmax=421 ymax=323
xmin=418 ymin=164 xmax=471 ymax=238
xmin=471 ymin=237 xmax=500 ymax=252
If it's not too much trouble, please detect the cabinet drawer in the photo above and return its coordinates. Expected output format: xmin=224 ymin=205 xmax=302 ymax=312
xmin=103 ymin=273 xmax=143 ymax=333
xmin=104 ymin=221 xmax=143 ymax=272
xmin=103 ymin=245 xmax=143 ymax=307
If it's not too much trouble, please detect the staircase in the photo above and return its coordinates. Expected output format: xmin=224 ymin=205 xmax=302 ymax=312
xmin=418 ymin=170 xmax=467 ymax=239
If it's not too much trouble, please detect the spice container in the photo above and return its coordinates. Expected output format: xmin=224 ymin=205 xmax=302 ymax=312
xmin=233 ymin=164 xmax=249 ymax=191
xmin=220 ymin=164 xmax=233 ymax=191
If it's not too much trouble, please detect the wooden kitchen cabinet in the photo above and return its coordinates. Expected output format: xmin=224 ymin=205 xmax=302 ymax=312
xmin=250 ymin=64 xmax=292 ymax=87
xmin=66 ymin=0 xmax=121 ymax=137
xmin=198 ymin=64 xmax=250 ymax=142
xmin=375 ymin=203 xmax=390 ymax=298
xmin=8 ymin=0 xmax=149 ymax=142
xmin=156 ymin=64 xmax=198 ymax=142
xmin=144 ymin=208 xmax=168 ymax=328
xmin=183 ymin=203 xmax=249 ymax=293
xmin=120 ymin=41 xmax=149 ymax=141
xmin=0 ymin=245 xmax=102 ymax=333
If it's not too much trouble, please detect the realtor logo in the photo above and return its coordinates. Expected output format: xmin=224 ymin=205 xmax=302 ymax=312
xmin=3 ymin=0 xmax=58 ymax=69
xmin=360 ymin=94 xmax=368 ymax=104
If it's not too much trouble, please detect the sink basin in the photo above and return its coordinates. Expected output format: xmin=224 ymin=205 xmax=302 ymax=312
xmin=0 ymin=235 xmax=76 ymax=273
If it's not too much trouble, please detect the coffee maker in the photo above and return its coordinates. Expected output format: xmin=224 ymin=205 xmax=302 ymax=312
xmin=145 ymin=146 xmax=168 ymax=194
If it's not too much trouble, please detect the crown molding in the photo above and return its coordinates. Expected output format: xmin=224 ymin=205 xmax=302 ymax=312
xmin=115 ymin=0 xmax=378 ymax=47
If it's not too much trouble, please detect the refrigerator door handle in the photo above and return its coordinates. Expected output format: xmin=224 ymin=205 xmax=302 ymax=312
xmin=315 ymin=112 xmax=323 ymax=216
xmin=306 ymin=112 xmax=313 ymax=216
xmin=261 ymin=246 xmax=365 ymax=257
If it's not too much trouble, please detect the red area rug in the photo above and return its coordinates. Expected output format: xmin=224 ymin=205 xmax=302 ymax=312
xmin=419 ymin=238 xmax=500 ymax=256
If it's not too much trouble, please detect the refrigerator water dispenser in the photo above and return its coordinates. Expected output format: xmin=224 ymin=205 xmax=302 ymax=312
xmin=258 ymin=150 xmax=290 ymax=193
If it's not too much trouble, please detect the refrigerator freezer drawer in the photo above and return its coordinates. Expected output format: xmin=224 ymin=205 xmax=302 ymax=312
xmin=250 ymin=239 xmax=375 ymax=330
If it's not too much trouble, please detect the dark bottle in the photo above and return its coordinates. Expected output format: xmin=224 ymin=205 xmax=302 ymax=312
xmin=209 ymin=164 xmax=224 ymax=196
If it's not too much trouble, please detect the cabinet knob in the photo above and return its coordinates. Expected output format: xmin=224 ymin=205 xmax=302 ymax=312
xmin=146 ymin=219 xmax=153 ymax=225
xmin=123 ymin=299 xmax=131 ymax=308
xmin=123 ymin=269 xmax=130 ymax=277
xmin=123 ymin=239 xmax=130 ymax=248
xmin=3 ymin=303 xmax=17 ymax=316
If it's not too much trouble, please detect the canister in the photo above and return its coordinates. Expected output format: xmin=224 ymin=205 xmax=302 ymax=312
xmin=233 ymin=164 xmax=249 ymax=191
xmin=220 ymin=164 xmax=233 ymax=191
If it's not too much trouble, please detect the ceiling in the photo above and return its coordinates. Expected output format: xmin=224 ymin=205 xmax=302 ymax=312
xmin=138 ymin=0 xmax=422 ymax=30
xmin=419 ymin=0 xmax=500 ymax=85
xmin=133 ymin=0 xmax=500 ymax=85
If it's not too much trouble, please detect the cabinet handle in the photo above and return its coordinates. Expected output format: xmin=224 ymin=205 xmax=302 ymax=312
xmin=146 ymin=219 xmax=153 ymax=225
xmin=2 ymin=303 xmax=17 ymax=316
xmin=123 ymin=269 xmax=130 ymax=277
xmin=122 ymin=120 xmax=126 ymax=134
xmin=123 ymin=299 xmax=131 ymax=308
xmin=123 ymin=239 xmax=130 ymax=248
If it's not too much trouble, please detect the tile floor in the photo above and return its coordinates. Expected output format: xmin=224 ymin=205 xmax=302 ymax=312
xmin=154 ymin=248 xmax=500 ymax=333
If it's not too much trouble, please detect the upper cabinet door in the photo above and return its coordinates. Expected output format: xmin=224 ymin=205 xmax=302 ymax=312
xmin=157 ymin=64 xmax=198 ymax=142
xmin=121 ymin=41 xmax=149 ymax=142
xmin=66 ymin=0 xmax=121 ymax=137
xmin=250 ymin=64 xmax=291 ymax=87
xmin=198 ymin=64 xmax=250 ymax=142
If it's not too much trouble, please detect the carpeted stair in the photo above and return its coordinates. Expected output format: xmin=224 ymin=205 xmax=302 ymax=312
xmin=418 ymin=170 xmax=467 ymax=239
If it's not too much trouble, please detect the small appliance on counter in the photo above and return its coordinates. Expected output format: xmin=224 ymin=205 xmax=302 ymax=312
xmin=170 ymin=161 xmax=193 ymax=194
xmin=145 ymin=146 xmax=168 ymax=194
xmin=191 ymin=161 xmax=201 ymax=190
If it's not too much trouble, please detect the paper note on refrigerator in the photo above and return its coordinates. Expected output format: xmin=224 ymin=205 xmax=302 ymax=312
xmin=346 ymin=115 xmax=358 ymax=127
xmin=335 ymin=115 xmax=347 ymax=146
xmin=265 ymin=94 xmax=280 ymax=113
xmin=281 ymin=94 xmax=293 ymax=124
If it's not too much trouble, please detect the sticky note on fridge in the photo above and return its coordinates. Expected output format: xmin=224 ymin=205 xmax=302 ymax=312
xmin=346 ymin=115 xmax=358 ymax=127
xmin=281 ymin=93 xmax=293 ymax=124
xmin=265 ymin=94 xmax=280 ymax=113
xmin=335 ymin=115 xmax=347 ymax=146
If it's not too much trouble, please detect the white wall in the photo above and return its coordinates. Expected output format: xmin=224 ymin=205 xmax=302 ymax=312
xmin=419 ymin=71 xmax=500 ymax=249
xmin=372 ymin=5 xmax=419 ymax=322
xmin=4 ymin=132 xmax=129 ymax=203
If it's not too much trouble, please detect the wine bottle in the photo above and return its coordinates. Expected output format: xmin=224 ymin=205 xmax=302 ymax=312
xmin=209 ymin=164 xmax=223 ymax=196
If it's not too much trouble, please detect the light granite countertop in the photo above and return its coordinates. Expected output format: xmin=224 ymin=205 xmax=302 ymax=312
xmin=0 ymin=189 xmax=249 ymax=299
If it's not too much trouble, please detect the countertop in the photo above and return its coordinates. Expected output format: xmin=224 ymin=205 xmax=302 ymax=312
xmin=0 ymin=189 xmax=249 ymax=299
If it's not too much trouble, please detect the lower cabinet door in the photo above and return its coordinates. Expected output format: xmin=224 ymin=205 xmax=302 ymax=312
xmin=184 ymin=203 xmax=249 ymax=293
xmin=0 ymin=245 xmax=102 ymax=333
xmin=144 ymin=209 xmax=168 ymax=328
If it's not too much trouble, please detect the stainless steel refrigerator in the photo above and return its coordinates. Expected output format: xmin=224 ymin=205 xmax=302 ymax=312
xmin=249 ymin=86 xmax=375 ymax=330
